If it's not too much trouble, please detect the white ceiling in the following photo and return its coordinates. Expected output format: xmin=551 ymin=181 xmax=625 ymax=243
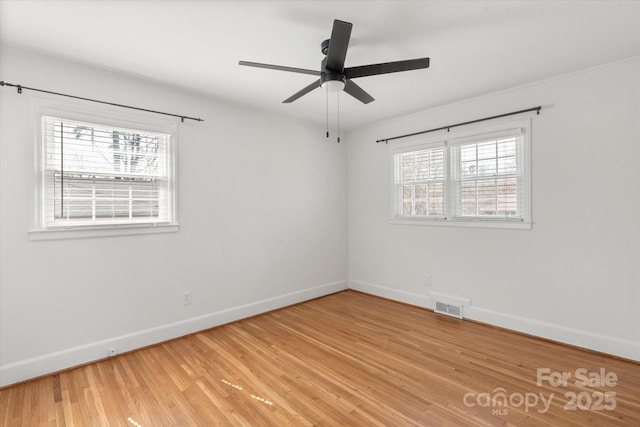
xmin=1 ymin=1 xmax=639 ymax=130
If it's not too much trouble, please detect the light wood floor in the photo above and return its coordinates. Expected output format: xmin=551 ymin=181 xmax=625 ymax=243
xmin=1 ymin=290 xmax=639 ymax=426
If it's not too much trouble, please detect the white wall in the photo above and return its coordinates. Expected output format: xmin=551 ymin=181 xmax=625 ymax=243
xmin=0 ymin=46 xmax=348 ymax=386
xmin=348 ymin=58 xmax=640 ymax=360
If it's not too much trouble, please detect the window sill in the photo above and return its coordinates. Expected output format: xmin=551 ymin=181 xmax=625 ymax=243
xmin=29 ymin=223 xmax=179 ymax=241
xmin=390 ymin=217 xmax=532 ymax=230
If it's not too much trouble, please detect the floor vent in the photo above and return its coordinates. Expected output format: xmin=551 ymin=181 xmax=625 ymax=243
xmin=429 ymin=291 xmax=470 ymax=320
xmin=434 ymin=301 xmax=463 ymax=319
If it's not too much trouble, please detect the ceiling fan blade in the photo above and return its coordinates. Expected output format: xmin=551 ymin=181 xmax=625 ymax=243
xmin=344 ymin=80 xmax=375 ymax=104
xmin=283 ymin=79 xmax=321 ymax=103
xmin=239 ymin=61 xmax=321 ymax=76
xmin=344 ymin=58 xmax=430 ymax=79
xmin=325 ymin=20 xmax=352 ymax=72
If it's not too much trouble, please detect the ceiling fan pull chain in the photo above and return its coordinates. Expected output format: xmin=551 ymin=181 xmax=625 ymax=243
xmin=326 ymin=83 xmax=330 ymax=138
xmin=337 ymin=92 xmax=341 ymax=143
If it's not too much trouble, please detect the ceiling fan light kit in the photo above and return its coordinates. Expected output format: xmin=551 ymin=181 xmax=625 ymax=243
xmin=320 ymin=72 xmax=346 ymax=93
xmin=239 ymin=18 xmax=430 ymax=104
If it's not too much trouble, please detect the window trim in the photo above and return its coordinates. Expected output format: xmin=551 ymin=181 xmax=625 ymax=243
xmin=29 ymin=97 xmax=179 ymax=240
xmin=389 ymin=118 xmax=532 ymax=229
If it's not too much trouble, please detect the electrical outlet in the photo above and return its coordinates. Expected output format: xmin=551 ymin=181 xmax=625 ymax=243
xmin=108 ymin=348 xmax=117 ymax=357
xmin=425 ymin=275 xmax=432 ymax=286
xmin=183 ymin=291 xmax=192 ymax=306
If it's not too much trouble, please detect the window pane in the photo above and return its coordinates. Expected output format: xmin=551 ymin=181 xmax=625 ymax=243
xmin=477 ymin=141 xmax=496 ymax=159
xmin=477 ymin=158 xmax=497 ymax=176
xmin=477 ymin=179 xmax=497 ymax=215
xmin=458 ymin=177 xmax=520 ymax=218
xmin=401 ymin=153 xmax=416 ymax=181
xmin=415 ymin=151 xmax=429 ymax=180
xmin=497 ymin=177 xmax=518 ymax=216
xmin=430 ymin=149 xmax=445 ymax=180
xmin=402 ymin=185 xmax=414 ymax=200
xmin=497 ymin=155 xmax=517 ymax=175
xmin=497 ymin=138 xmax=516 ymax=157
xmin=403 ymin=201 xmax=413 ymax=216
xmin=460 ymin=180 xmax=477 ymax=216
xmin=460 ymin=145 xmax=476 ymax=162
xmin=461 ymin=161 xmax=477 ymax=178
xmin=415 ymin=201 xmax=427 ymax=215
xmin=428 ymin=183 xmax=445 ymax=216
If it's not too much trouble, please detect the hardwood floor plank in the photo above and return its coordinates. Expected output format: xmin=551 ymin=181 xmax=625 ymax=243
xmin=1 ymin=290 xmax=638 ymax=426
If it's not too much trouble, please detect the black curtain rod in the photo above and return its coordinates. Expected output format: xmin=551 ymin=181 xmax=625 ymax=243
xmin=376 ymin=106 xmax=541 ymax=144
xmin=0 ymin=80 xmax=204 ymax=123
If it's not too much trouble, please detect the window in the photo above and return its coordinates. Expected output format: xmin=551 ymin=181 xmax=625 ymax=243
xmin=32 ymin=110 xmax=177 ymax=239
xmin=395 ymin=144 xmax=446 ymax=218
xmin=392 ymin=121 xmax=531 ymax=228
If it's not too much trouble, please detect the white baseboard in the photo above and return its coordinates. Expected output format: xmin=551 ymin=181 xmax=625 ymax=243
xmin=465 ymin=305 xmax=640 ymax=361
xmin=349 ymin=280 xmax=434 ymax=309
xmin=0 ymin=280 xmax=348 ymax=387
xmin=348 ymin=280 xmax=640 ymax=362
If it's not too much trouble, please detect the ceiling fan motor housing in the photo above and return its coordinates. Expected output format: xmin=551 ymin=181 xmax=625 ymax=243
xmin=321 ymin=39 xmax=331 ymax=56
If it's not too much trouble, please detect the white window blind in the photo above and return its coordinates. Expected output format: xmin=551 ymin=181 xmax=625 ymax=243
xmin=395 ymin=145 xmax=445 ymax=218
xmin=41 ymin=116 xmax=173 ymax=228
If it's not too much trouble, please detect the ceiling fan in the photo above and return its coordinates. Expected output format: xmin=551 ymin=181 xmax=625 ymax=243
xmin=239 ymin=19 xmax=430 ymax=104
